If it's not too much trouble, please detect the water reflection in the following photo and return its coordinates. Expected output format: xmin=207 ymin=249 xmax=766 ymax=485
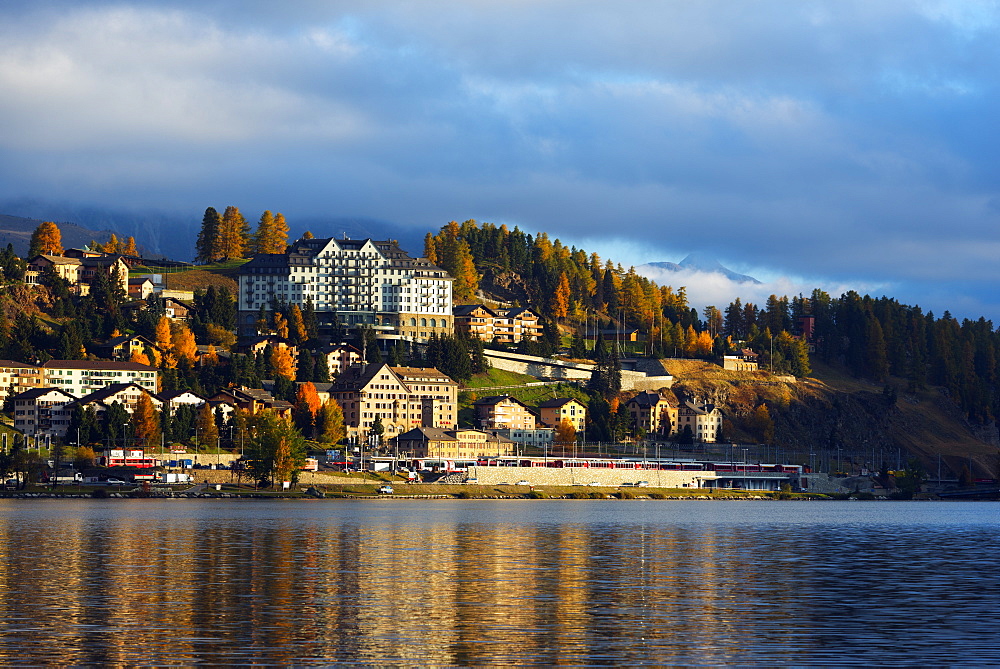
xmin=0 ymin=500 xmax=997 ymax=665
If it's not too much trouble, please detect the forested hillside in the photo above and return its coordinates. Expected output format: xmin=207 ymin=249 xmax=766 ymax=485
xmin=425 ymin=220 xmax=1000 ymax=447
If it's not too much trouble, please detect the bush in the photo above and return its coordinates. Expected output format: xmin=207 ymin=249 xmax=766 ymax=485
xmin=91 ymin=488 xmax=108 ymax=498
xmin=568 ymin=492 xmax=590 ymax=499
xmin=455 ymin=490 xmax=472 ymax=499
xmin=526 ymin=491 xmax=547 ymax=499
xmin=616 ymin=490 xmax=636 ymax=500
xmin=648 ymin=492 xmax=666 ymax=500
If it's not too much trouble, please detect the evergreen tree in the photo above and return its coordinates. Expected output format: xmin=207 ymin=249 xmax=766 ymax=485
xmin=195 ymin=207 xmax=223 ymax=264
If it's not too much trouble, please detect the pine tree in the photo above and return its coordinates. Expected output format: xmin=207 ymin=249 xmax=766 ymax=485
xmin=28 ymin=221 xmax=63 ymax=257
xmin=196 ymin=207 xmax=223 ymax=263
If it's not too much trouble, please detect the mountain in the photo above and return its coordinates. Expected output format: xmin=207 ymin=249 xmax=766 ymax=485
xmin=0 ymin=213 xmax=117 ymax=258
xmin=640 ymin=252 xmax=762 ymax=284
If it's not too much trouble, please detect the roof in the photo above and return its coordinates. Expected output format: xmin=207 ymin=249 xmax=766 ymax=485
xmin=128 ymin=277 xmax=154 ymax=285
xmin=11 ymin=387 xmax=76 ymax=401
xmin=77 ymin=383 xmax=153 ymax=404
xmin=390 ymin=366 xmax=455 ymax=383
xmin=681 ymin=400 xmax=719 ymax=415
xmin=473 ymin=395 xmax=533 ymax=409
xmin=31 ymin=254 xmax=82 ymax=266
xmin=537 ymin=397 xmax=585 ymax=409
xmin=40 ymin=360 xmax=156 ymax=372
xmin=331 ymin=363 xmax=398 ymax=391
xmin=453 ymin=304 xmax=495 ymax=317
xmin=99 ymin=334 xmax=154 ymax=348
xmin=157 ymin=390 xmax=206 ymax=402
xmin=396 ymin=427 xmax=455 ymax=441
xmin=627 ymin=391 xmax=669 ymax=408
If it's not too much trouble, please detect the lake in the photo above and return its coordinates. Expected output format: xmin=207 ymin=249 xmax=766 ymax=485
xmin=0 ymin=499 xmax=997 ymax=665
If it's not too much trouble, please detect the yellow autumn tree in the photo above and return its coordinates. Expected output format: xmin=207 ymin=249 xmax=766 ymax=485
xmin=170 ymin=322 xmax=198 ymax=366
xmin=288 ymin=305 xmax=308 ymax=344
xmin=154 ymin=316 xmax=175 ymax=368
xmin=195 ymin=402 xmax=219 ymax=450
xmin=270 ymin=346 xmax=295 ymax=380
xmin=28 ymin=221 xmax=63 ymax=257
xmin=130 ymin=392 xmax=161 ymax=448
xmin=551 ymin=272 xmax=570 ymax=321
xmin=273 ymin=313 xmax=289 ymax=339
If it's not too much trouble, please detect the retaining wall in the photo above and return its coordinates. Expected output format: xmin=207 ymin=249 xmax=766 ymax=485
xmin=468 ymin=465 xmax=713 ymax=488
xmin=483 ymin=351 xmax=673 ymax=391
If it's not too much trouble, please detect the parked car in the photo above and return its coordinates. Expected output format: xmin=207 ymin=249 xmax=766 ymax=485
xmin=106 ymin=478 xmax=127 ymax=485
xmin=517 ymin=480 xmax=530 ymax=486
xmin=378 ymin=485 xmax=394 ymax=494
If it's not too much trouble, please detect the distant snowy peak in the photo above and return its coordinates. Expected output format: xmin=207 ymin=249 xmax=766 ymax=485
xmin=640 ymin=253 xmax=762 ymax=284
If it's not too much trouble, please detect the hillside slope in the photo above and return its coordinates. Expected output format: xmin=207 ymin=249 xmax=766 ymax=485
xmin=662 ymin=358 xmax=997 ymax=478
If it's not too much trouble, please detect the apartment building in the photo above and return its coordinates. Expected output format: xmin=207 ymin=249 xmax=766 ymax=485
xmin=12 ymin=388 xmax=77 ymax=439
xmin=40 ymin=360 xmax=158 ymax=397
xmin=473 ymin=395 xmax=537 ymax=430
xmin=625 ymin=391 xmax=678 ymax=437
xmin=0 ymin=360 xmax=158 ymax=402
xmin=328 ymin=363 xmax=459 ymax=440
xmin=237 ymin=236 xmax=454 ymax=340
xmin=678 ymin=400 xmax=723 ymax=443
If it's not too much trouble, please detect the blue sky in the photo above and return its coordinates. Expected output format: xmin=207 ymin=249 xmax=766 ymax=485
xmin=2 ymin=1 xmax=1000 ymax=320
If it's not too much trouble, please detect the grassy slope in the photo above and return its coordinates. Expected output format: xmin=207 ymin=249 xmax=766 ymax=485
xmin=131 ymin=259 xmax=247 ymax=294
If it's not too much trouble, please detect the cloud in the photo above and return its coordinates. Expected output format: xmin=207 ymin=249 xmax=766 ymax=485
xmin=2 ymin=1 xmax=1000 ymax=320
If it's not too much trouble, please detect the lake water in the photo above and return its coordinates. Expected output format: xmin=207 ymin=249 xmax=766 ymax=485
xmin=0 ymin=499 xmax=997 ymax=666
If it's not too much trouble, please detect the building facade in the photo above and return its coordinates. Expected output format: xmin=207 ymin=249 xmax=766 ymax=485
xmin=328 ymin=363 xmax=459 ymax=440
xmin=473 ymin=395 xmax=537 ymax=430
xmin=237 ymin=236 xmax=454 ymax=340
xmin=453 ymin=305 xmax=543 ymax=343
xmin=537 ymin=397 xmax=587 ymax=431
xmin=678 ymin=401 xmax=723 ymax=443
xmin=625 ymin=391 xmax=678 ymax=437
xmin=395 ymin=427 xmax=516 ymax=460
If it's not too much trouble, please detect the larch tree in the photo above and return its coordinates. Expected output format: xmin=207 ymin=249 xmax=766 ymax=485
xmin=170 ymin=322 xmax=198 ymax=366
xmin=317 ymin=399 xmax=345 ymax=444
xmin=28 ymin=221 xmax=63 ymax=257
xmin=288 ymin=305 xmax=308 ymax=344
xmin=293 ymin=382 xmax=322 ymax=436
xmin=554 ymin=419 xmax=577 ymax=447
xmin=122 ymin=236 xmax=138 ymax=256
xmin=270 ymin=346 xmax=295 ymax=380
xmin=130 ymin=392 xmax=161 ymax=448
xmin=551 ymin=272 xmax=570 ymax=322
xmin=252 ymin=210 xmax=275 ymax=254
xmin=218 ymin=205 xmax=250 ymax=259
xmin=104 ymin=234 xmax=120 ymax=253
xmin=196 ymin=402 xmax=219 ymax=450
xmin=196 ymin=207 xmax=223 ymax=263
xmin=154 ymin=316 xmax=174 ymax=367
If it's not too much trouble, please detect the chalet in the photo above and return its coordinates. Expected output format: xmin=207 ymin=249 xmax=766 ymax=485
xmin=128 ymin=277 xmax=155 ymax=300
xmin=69 ymin=383 xmax=163 ymax=415
xmin=157 ymin=390 xmax=207 ymax=415
xmin=208 ymin=386 xmax=292 ymax=419
xmin=316 ymin=343 xmax=363 ymax=376
xmin=723 ymin=348 xmax=759 ymax=372
xmin=453 ymin=305 xmax=543 ymax=343
xmin=94 ymin=334 xmax=159 ymax=362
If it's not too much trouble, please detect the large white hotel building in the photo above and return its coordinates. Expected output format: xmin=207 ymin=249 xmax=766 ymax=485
xmin=237 ymin=236 xmax=454 ymax=340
